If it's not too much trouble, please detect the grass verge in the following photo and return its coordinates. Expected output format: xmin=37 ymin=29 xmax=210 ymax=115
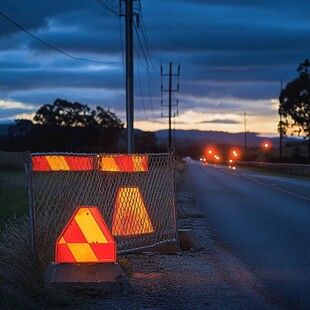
xmin=0 ymin=170 xmax=28 ymax=230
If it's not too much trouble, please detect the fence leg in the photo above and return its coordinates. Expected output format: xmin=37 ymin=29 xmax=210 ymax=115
xmin=25 ymin=152 xmax=36 ymax=259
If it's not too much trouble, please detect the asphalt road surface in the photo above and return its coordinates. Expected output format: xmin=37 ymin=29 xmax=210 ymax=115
xmin=189 ymin=161 xmax=310 ymax=309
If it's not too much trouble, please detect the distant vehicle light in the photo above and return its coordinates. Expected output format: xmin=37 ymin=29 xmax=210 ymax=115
xmin=262 ymin=141 xmax=271 ymax=150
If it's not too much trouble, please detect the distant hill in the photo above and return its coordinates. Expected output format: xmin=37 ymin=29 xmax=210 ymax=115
xmin=155 ymin=129 xmax=299 ymax=147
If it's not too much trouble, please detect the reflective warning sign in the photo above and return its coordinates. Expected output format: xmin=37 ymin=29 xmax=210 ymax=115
xmin=112 ymin=187 xmax=154 ymax=236
xmin=55 ymin=207 xmax=116 ymax=263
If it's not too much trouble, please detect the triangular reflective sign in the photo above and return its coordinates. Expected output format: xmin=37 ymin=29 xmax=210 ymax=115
xmin=112 ymin=187 xmax=154 ymax=236
xmin=55 ymin=207 xmax=116 ymax=263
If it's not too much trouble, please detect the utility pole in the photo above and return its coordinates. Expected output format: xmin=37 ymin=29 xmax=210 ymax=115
xmin=120 ymin=0 xmax=139 ymax=153
xmin=279 ymin=80 xmax=283 ymax=161
xmin=161 ymin=62 xmax=180 ymax=148
xmin=279 ymin=111 xmax=283 ymax=160
xmin=125 ymin=0 xmax=134 ymax=153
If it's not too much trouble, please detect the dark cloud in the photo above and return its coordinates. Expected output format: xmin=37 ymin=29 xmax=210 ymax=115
xmin=0 ymin=0 xmax=309 ymax=133
xmin=197 ymin=119 xmax=241 ymax=124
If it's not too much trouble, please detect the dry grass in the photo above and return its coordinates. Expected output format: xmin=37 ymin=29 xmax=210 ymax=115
xmin=0 ymin=151 xmax=25 ymax=170
xmin=0 ymin=217 xmax=97 ymax=309
xmin=0 ymin=217 xmax=43 ymax=309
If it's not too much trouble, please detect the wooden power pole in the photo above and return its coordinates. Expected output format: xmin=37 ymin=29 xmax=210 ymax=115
xmin=161 ymin=62 xmax=180 ymax=148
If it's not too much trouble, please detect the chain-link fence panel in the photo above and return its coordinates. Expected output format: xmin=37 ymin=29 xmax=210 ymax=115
xmin=25 ymin=152 xmax=176 ymax=263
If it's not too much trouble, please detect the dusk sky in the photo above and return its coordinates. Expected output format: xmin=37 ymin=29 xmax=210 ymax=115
xmin=1 ymin=0 xmax=310 ymax=136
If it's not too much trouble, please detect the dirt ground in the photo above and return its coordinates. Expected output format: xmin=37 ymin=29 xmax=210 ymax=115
xmin=78 ymin=169 xmax=281 ymax=310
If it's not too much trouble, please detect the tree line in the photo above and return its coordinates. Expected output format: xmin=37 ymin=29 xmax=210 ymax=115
xmin=0 ymin=98 xmax=159 ymax=153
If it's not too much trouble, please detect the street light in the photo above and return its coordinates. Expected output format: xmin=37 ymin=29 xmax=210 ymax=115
xmin=262 ymin=141 xmax=271 ymax=150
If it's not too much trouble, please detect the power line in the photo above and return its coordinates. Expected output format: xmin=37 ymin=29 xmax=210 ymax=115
xmin=136 ymin=63 xmax=147 ymax=120
xmin=133 ymin=19 xmax=150 ymax=70
xmin=95 ymin=0 xmax=119 ymax=16
xmin=139 ymin=17 xmax=157 ymax=72
xmin=97 ymin=1 xmax=156 ymax=127
xmin=133 ymin=21 xmax=156 ymax=121
xmin=118 ymin=13 xmax=126 ymax=81
xmin=146 ymin=68 xmax=156 ymax=121
xmin=0 ymin=10 xmax=119 ymax=65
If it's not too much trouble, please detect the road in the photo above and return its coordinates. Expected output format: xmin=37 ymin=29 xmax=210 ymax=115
xmin=189 ymin=161 xmax=310 ymax=309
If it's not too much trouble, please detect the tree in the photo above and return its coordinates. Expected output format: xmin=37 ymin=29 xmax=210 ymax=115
xmin=7 ymin=99 xmax=124 ymax=152
xmin=33 ymin=98 xmax=124 ymax=129
xmin=34 ymin=98 xmax=94 ymax=127
xmin=279 ymin=59 xmax=310 ymax=158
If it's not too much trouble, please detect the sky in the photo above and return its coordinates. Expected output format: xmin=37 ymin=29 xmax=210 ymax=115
xmin=0 ymin=0 xmax=310 ymax=136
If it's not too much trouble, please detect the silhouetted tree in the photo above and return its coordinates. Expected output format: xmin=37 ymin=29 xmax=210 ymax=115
xmin=279 ymin=59 xmax=310 ymax=158
xmin=34 ymin=99 xmax=93 ymax=127
xmin=8 ymin=119 xmax=34 ymax=137
xmin=7 ymin=99 xmax=124 ymax=152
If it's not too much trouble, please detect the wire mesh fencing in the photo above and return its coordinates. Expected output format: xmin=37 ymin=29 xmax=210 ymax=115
xmin=25 ymin=152 xmax=177 ymax=263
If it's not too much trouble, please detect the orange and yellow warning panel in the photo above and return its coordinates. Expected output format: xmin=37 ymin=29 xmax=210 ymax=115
xmin=99 ymin=155 xmax=148 ymax=172
xmin=32 ymin=155 xmax=94 ymax=171
xmin=112 ymin=187 xmax=154 ymax=236
xmin=55 ymin=207 xmax=116 ymax=263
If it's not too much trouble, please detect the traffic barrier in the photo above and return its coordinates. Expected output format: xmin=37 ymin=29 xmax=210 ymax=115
xmin=32 ymin=154 xmax=148 ymax=172
xmin=25 ymin=152 xmax=176 ymax=260
xmin=32 ymin=155 xmax=94 ymax=171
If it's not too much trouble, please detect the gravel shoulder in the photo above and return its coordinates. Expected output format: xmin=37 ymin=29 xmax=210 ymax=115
xmin=82 ymin=168 xmax=280 ymax=309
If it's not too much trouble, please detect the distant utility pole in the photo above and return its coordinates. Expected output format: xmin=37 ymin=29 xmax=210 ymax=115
xmin=161 ymin=62 xmax=180 ymax=148
xmin=120 ymin=0 xmax=140 ymax=153
xmin=279 ymin=80 xmax=283 ymax=161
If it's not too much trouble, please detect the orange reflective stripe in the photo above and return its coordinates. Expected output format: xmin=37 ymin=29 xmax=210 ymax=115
xmin=32 ymin=156 xmax=51 ymax=171
xmin=99 ymin=155 xmax=148 ymax=172
xmin=67 ymin=243 xmax=98 ymax=262
xmin=132 ymin=155 xmax=148 ymax=171
xmin=46 ymin=156 xmax=70 ymax=170
xmin=65 ymin=156 xmax=94 ymax=170
xmin=100 ymin=157 xmax=120 ymax=172
xmin=74 ymin=208 xmax=108 ymax=243
xmin=115 ymin=156 xmax=134 ymax=171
